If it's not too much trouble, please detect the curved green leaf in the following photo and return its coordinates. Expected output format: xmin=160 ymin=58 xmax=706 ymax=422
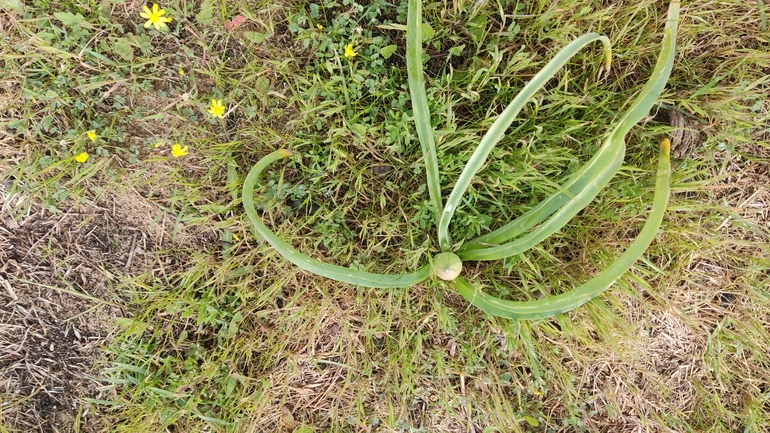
xmin=407 ymin=0 xmax=443 ymax=227
xmin=437 ymin=33 xmax=611 ymax=251
xmin=453 ymin=138 xmax=672 ymax=319
xmin=242 ymin=150 xmax=431 ymax=288
xmin=459 ymin=0 xmax=680 ymax=260
xmin=458 ymin=139 xmax=625 ymax=260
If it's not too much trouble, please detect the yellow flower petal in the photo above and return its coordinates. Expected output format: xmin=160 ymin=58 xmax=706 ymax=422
xmin=87 ymin=130 xmax=97 ymax=142
xmin=141 ymin=3 xmax=169 ymax=31
xmin=344 ymin=43 xmax=357 ymax=59
xmin=75 ymin=152 xmax=89 ymax=163
xmin=207 ymin=99 xmax=225 ymax=119
xmin=171 ymin=144 xmax=188 ymax=158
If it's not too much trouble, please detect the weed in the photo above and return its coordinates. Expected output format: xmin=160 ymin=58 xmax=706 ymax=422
xmin=2 ymin=0 xmax=770 ymax=431
xmin=242 ymin=1 xmax=679 ymax=319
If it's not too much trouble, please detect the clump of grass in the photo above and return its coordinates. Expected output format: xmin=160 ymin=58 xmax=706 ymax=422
xmin=2 ymin=0 xmax=770 ymax=432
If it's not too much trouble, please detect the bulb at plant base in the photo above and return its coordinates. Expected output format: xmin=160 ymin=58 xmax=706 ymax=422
xmin=433 ymin=252 xmax=462 ymax=281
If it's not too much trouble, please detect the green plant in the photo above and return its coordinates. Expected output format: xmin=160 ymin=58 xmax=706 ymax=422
xmin=242 ymin=0 xmax=680 ymax=319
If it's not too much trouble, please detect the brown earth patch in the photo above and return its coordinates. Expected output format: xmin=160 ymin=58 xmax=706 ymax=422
xmin=0 ymin=179 xmax=199 ymax=432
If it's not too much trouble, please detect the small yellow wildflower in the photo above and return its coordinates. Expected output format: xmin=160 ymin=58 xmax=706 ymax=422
xmin=207 ymin=99 xmax=226 ymax=119
xmin=316 ymin=24 xmax=324 ymax=30
xmin=171 ymin=144 xmax=188 ymax=158
xmin=140 ymin=4 xmax=171 ymax=31
xmin=232 ymin=232 xmax=240 ymax=241
xmin=87 ymin=130 xmax=97 ymax=142
xmin=178 ymin=67 xmax=185 ymax=75
xmin=343 ymin=44 xmax=357 ymax=59
xmin=75 ymin=152 xmax=89 ymax=163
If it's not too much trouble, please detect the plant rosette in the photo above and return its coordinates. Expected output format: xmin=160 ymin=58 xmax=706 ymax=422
xmin=241 ymin=1 xmax=681 ymax=319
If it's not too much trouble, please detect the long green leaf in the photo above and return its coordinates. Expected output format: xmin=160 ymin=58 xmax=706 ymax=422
xmin=242 ymin=150 xmax=430 ymax=288
xmin=459 ymin=0 xmax=680 ymax=260
xmin=458 ymin=139 xmax=625 ymax=260
xmin=407 ymin=0 xmax=443 ymax=227
xmin=437 ymin=33 xmax=612 ymax=251
xmin=453 ymin=138 xmax=672 ymax=319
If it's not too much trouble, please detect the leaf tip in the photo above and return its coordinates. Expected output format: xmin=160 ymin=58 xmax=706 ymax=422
xmin=660 ymin=138 xmax=671 ymax=155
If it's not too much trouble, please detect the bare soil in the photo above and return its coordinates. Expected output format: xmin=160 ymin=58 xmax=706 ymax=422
xmin=0 ymin=181 xmax=189 ymax=432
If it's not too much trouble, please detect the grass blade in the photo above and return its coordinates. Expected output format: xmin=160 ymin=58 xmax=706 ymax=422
xmin=460 ymin=0 xmax=680 ymax=260
xmin=242 ymin=150 xmax=431 ymax=288
xmin=437 ymin=33 xmax=611 ymax=251
xmin=453 ymin=138 xmax=672 ymax=319
xmin=407 ymin=0 xmax=443 ymax=227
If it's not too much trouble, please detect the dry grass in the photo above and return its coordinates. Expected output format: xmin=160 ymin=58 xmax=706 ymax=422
xmin=0 ymin=177 xmax=214 ymax=431
xmin=1 ymin=0 xmax=770 ymax=432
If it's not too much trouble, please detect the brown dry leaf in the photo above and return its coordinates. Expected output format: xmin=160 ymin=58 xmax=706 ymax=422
xmin=668 ymin=108 xmax=703 ymax=159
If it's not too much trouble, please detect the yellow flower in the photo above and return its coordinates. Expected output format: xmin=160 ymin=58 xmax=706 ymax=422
xmin=316 ymin=24 xmax=324 ymax=30
xmin=140 ymin=4 xmax=171 ymax=30
xmin=171 ymin=144 xmax=188 ymax=157
xmin=75 ymin=152 xmax=89 ymax=163
xmin=232 ymin=232 xmax=240 ymax=241
xmin=207 ymin=99 xmax=225 ymax=118
xmin=343 ymin=44 xmax=357 ymax=59
xmin=178 ymin=67 xmax=185 ymax=75
xmin=87 ymin=130 xmax=97 ymax=142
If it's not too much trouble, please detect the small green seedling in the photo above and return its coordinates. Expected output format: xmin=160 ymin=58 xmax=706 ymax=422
xmin=242 ymin=0 xmax=680 ymax=319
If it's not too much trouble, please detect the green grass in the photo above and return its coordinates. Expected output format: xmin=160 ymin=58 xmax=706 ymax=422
xmin=1 ymin=0 xmax=769 ymax=431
